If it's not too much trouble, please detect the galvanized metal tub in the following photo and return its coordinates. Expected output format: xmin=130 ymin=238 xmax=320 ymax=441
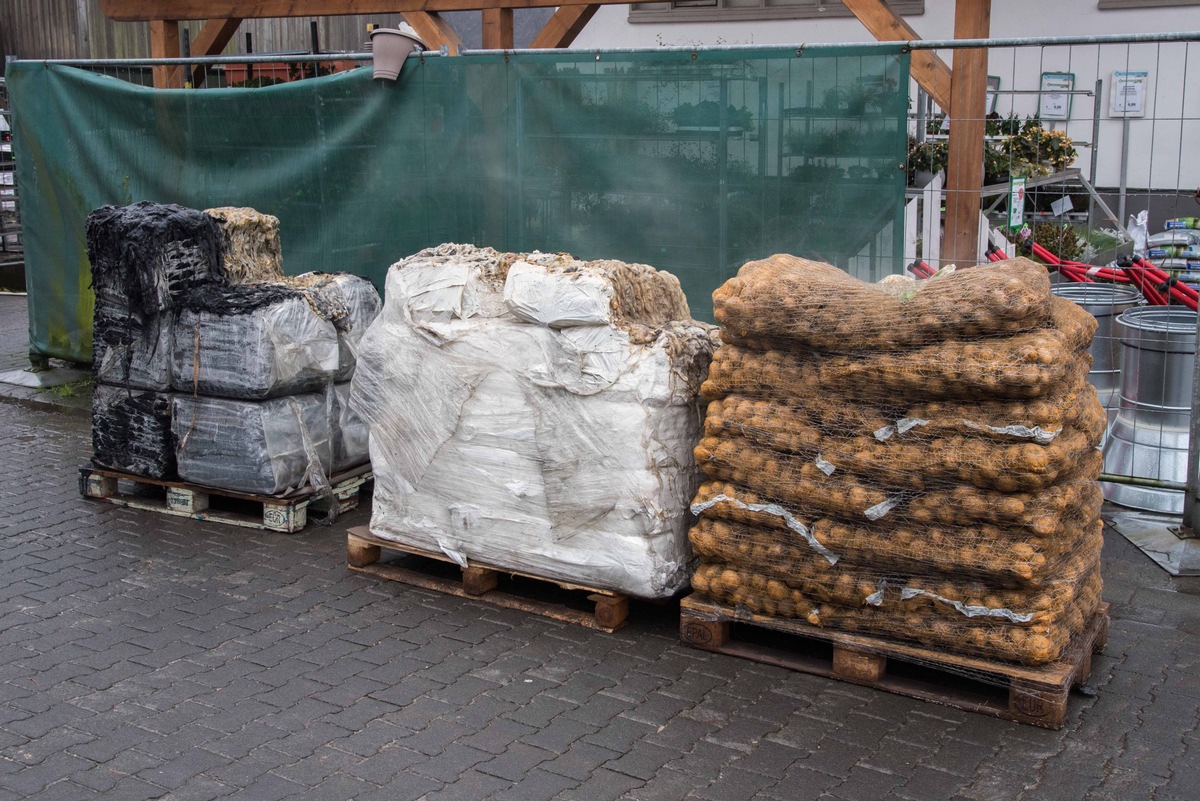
xmin=1051 ymin=283 xmax=1143 ymax=417
xmin=1102 ymin=307 xmax=1198 ymax=513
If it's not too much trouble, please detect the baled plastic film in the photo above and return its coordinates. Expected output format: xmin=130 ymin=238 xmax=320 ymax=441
xmin=689 ymin=256 xmax=1105 ymax=665
xmin=329 ymin=382 xmax=370 ymax=473
xmin=87 ymin=201 xmax=225 ymax=317
xmin=351 ymin=243 xmax=716 ymax=599
xmin=92 ymin=384 xmax=175 ymax=479
xmin=172 ymin=393 xmax=332 ymax=495
xmin=280 ymin=272 xmax=382 ymax=382
xmin=172 ymin=285 xmax=339 ymax=399
xmin=93 ymin=302 xmax=173 ymax=391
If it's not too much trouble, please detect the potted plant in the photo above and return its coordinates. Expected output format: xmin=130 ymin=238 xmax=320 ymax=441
xmin=907 ymin=137 xmax=947 ymax=186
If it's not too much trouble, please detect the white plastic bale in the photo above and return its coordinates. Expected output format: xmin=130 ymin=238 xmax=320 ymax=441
xmin=350 ymin=244 xmax=715 ymax=599
xmin=172 ymin=294 xmax=339 ymax=399
xmin=172 ymin=393 xmax=332 ymax=495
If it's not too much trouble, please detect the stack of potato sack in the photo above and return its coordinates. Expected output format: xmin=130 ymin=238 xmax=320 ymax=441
xmin=690 ymin=256 xmax=1105 ymax=666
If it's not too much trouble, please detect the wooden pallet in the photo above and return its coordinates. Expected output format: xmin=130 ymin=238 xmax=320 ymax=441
xmin=80 ymin=463 xmax=373 ymax=533
xmin=679 ymin=595 xmax=1109 ymax=730
xmin=347 ymin=527 xmax=630 ymax=632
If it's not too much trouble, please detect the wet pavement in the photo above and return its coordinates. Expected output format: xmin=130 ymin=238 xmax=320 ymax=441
xmin=0 ymin=294 xmax=1197 ymax=800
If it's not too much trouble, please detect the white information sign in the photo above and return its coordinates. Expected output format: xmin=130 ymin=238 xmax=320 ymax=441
xmin=1039 ymin=73 xmax=1074 ymax=120
xmin=1111 ymin=71 xmax=1149 ymax=117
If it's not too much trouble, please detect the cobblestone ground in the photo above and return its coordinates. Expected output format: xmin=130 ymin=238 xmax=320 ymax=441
xmin=0 ymin=297 xmax=1198 ymax=800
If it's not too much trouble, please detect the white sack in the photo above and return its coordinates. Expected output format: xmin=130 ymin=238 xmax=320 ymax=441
xmin=351 ymin=244 xmax=715 ymax=599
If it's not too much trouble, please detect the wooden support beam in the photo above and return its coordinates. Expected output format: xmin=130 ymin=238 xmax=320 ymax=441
xmin=149 ymin=19 xmax=182 ymax=88
xmin=530 ymin=5 xmax=598 ymax=49
xmin=481 ymin=7 xmax=514 ymax=49
xmin=402 ymin=11 xmax=463 ymax=54
xmin=944 ymin=0 xmax=991 ymax=266
xmin=842 ymin=0 xmax=953 ymax=115
xmin=189 ymin=18 xmax=242 ymax=86
xmin=101 ymin=0 xmax=631 ymax=21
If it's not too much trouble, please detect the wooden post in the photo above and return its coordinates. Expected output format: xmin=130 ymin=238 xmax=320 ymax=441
xmin=149 ymin=19 xmax=182 ymax=88
xmin=943 ymin=0 xmax=991 ymax=266
xmin=481 ymin=7 xmax=514 ymax=49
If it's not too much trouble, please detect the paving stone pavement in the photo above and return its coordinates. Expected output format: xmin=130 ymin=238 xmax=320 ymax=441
xmin=0 ymin=297 xmax=1198 ymax=800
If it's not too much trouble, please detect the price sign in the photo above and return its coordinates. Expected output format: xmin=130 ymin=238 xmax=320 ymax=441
xmin=1039 ymin=73 xmax=1074 ymax=120
xmin=1111 ymin=71 xmax=1149 ymax=117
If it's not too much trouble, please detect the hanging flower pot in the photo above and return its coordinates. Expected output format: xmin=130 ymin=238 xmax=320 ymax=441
xmin=370 ymin=25 xmax=424 ymax=81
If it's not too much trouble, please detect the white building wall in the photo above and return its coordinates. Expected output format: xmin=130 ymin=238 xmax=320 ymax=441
xmin=574 ymin=1 xmax=1200 ymax=193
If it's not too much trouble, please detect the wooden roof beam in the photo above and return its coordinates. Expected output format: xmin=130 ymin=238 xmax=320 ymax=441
xmin=530 ymin=5 xmax=598 ymax=49
xmin=402 ymin=12 xmax=463 ymax=53
xmin=842 ymin=0 xmax=953 ymax=114
xmin=190 ymin=18 xmax=243 ymax=86
xmin=100 ymin=0 xmax=629 ymax=21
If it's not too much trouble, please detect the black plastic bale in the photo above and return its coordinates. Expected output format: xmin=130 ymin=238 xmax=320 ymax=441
xmin=86 ymin=201 xmax=226 ymax=316
xmin=91 ymin=384 xmax=175 ymax=479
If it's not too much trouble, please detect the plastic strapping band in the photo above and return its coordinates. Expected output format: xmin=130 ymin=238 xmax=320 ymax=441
xmin=691 ymin=494 xmax=838 ymax=564
xmin=899 ymin=587 xmax=1034 ymax=623
xmin=179 ymin=320 xmax=202 ymax=454
xmin=864 ymin=496 xmax=900 ymax=521
xmin=1086 ymin=265 xmax=1102 ymax=277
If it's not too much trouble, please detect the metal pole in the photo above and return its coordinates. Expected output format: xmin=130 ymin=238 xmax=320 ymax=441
xmin=181 ymin=28 xmax=192 ymax=89
xmin=1183 ymin=309 xmax=1200 ymax=537
xmin=1089 ymin=78 xmax=1102 ymax=229
xmin=1118 ymin=115 xmax=1130 ymax=225
xmin=915 ymin=87 xmax=927 ymax=143
xmin=310 ymin=20 xmax=320 ymax=79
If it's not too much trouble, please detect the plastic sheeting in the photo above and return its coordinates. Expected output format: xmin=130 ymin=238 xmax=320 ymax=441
xmin=172 ymin=285 xmax=339 ymax=399
xmin=9 ymin=50 xmax=908 ymax=363
xmin=173 ymin=393 xmax=332 ymax=495
xmin=329 ymin=382 xmax=370 ymax=474
xmin=282 ymin=273 xmax=382 ymax=382
xmin=351 ymin=244 xmax=717 ymax=599
xmin=93 ymin=309 xmax=172 ymax=391
xmin=92 ymin=384 xmax=175 ymax=479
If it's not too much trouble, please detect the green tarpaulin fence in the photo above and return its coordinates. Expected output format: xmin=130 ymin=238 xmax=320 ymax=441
xmin=8 ymin=47 xmax=908 ymax=364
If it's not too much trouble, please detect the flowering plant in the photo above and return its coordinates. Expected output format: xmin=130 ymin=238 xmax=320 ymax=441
xmin=1001 ymin=123 xmax=1077 ymax=177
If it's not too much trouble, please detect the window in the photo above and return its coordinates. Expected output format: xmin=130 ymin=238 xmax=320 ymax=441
xmin=1098 ymin=0 xmax=1200 ymax=8
xmin=629 ymin=0 xmax=924 ymax=25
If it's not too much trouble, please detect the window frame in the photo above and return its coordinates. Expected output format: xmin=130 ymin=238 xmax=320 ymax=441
xmin=628 ymin=0 xmax=925 ymax=25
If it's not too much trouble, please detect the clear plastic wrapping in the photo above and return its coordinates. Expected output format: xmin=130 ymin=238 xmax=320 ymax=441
xmin=329 ymin=382 xmax=369 ymax=473
xmin=282 ymin=273 xmax=382 ymax=382
xmin=691 ymin=256 xmax=1105 ymax=665
xmin=172 ymin=284 xmax=339 ymax=399
xmin=172 ymin=393 xmax=332 ymax=495
xmin=92 ymin=384 xmax=175 ymax=479
xmin=351 ymin=243 xmax=716 ymax=599
xmin=92 ymin=302 xmax=173 ymax=391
